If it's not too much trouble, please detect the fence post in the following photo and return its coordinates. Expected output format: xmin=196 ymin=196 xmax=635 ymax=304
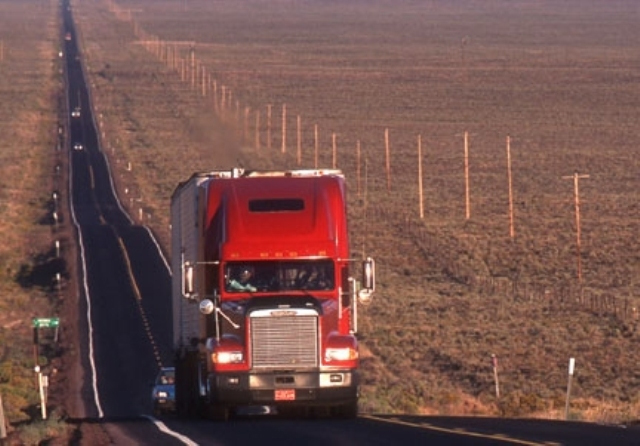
xmin=565 ymin=357 xmax=575 ymax=420
xmin=491 ymin=354 xmax=500 ymax=399
xmin=0 ymin=392 xmax=6 ymax=442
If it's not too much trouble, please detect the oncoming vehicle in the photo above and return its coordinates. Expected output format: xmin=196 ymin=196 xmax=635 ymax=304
xmin=151 ymin=367 xmax=175 ymax=415
xmin=73 ymin=143 xmax=83 ymax=151
xmin=71 ymin=106 xmax=81 ymax=118
xmin=172 ymin=169 xmax=375 ymax=421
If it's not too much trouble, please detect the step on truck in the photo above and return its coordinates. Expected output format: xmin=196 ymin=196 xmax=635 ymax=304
xmin=171 ymin=168 xmax=375 ymax=420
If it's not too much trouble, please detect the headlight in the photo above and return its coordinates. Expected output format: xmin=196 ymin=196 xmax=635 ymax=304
xmin=156 ymin=391 xmax=168 ymax=398
xmin=212 ymin=351 xmax=244 ymax=364
xmin=325 ymin=347 xmax=358 ymax=362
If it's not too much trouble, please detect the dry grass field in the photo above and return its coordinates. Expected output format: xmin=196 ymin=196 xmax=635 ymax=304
xmin=70 ymin=0 xmax=640 ymax=422
xmin=0 ymin=0 xmax=70 ymax=440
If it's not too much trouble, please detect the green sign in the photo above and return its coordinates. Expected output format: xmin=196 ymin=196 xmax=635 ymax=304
xmin=32 ymin=317 xmax=60 ymax=329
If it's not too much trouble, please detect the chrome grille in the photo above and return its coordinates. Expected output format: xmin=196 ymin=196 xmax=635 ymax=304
xmin=250 ymin=314 xmax=318 ymax=368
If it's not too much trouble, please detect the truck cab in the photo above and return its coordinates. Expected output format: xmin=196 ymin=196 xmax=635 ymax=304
xmin=171 ymin=169 xmax=374 ymax=420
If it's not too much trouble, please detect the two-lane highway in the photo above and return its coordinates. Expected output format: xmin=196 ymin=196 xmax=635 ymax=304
xmin=63 ymin=0 xmax=173 ymax=424
xmin=59 ymin=0 xmax=640 ymax=444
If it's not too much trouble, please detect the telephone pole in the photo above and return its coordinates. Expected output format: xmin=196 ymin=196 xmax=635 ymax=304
xmin=464 ymin=131 xmax=471 ymax=220
xmin=562 ymin=172 xmax=589 ymax=284
xmin=506 ymin=136 xmax=515 ymax=239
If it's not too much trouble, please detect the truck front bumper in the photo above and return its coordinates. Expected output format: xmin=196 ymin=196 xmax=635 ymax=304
xmin=209 ymin=369 xmax=359 ymax=407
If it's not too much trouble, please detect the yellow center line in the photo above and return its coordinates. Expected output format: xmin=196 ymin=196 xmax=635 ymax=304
xmin=89 ymin=164 xmax=95 ymax=190
xmin=117 ymin=236 xmax=142 ymax=301
xmin=88 ymin=164 xmax=106 ymax=224
xmin=116 ymin=236 xmax=163 ymax=368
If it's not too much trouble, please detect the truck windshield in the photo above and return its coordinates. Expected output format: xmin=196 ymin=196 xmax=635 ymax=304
xmin=225 ymin=260 xmax=335 ymax=293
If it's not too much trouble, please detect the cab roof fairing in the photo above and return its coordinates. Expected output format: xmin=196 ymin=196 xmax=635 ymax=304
xmin=204 ymin=175 xmax=350 ymax=261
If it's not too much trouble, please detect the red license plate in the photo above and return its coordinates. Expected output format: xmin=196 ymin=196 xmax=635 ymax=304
xmin=275 ymin=389 xmax=296 ymax=401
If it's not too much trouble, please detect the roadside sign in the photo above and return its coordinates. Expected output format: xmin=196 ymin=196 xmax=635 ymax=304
xmin=32 ymin=318 xmax=60 ymax=329
xmin=32 ymin=317 xmax=61 ymax=369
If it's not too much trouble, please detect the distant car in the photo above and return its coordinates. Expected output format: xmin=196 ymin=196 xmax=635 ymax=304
xmin=71 ymin=106 xmax=81 ymax=118
xmin=73 ymin=143 xmax=83 ymax=151
xmin=65 ymin=32 xmax=71 ymax=41
xmin=151 ymin=367 xmax=175 ymax=415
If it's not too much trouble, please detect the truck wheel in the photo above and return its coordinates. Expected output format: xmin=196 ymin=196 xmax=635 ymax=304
xmin=334 ymin=401 xmax=358 ymax=419
xmin=207 ymin=403 xmax=230 ymax=422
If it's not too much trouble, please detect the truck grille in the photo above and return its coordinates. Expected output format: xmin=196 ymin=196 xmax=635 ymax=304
xmin=250 ymin=314 xmax=319 ymax=368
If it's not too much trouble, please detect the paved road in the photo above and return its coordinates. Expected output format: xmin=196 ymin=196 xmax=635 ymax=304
xmin=63 ymin=0 xmax=173 ymax=424
xmin=60 ymin=1 xmax=640 ymax=445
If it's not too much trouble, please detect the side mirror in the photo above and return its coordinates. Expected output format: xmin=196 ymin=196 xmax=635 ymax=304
xmin=183 ymin=263 xmax=195 ymax=297
xmin=358 ymin=257 xmax=375 ymax=304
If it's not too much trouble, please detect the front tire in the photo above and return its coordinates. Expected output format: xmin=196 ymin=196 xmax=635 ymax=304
xmin=333 ymin=401 xmax=358 ymax=419
xmin=206 ymin=403 xmax=230 ymax=421
xmin=202 ymin=374 xmax=232 ymax=421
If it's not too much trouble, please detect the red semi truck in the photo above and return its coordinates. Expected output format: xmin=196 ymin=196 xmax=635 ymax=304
xmin=171 ymin=168 xmax=375 ymax=420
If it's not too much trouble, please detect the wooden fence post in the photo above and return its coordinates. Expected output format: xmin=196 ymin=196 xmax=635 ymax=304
xmin=267 ymin=104 xmax=272 ymax=150
xmin=356 ymin=140 xmax=361 ymax=198
xmin=332 ymin=132 xmax=337 ymax=168
xmin=0 ymin=392 xmax=6 ymax=442
xmin=255 ymin=110 xmax=260 ymax=150
xmin=418 ymin=134 xmax=424 ymax=219
xmin=297 ymin=115 xmax=301 ymax=165
xmin=464 ymin=131 xmax=471 ymax=220
xmin=281 ymin=103 xmax=287 ymax=154
xmin=314 ymin=124 xmax=318 ymax=168
xmin=385 ymin=128 xmax=391 ymax=191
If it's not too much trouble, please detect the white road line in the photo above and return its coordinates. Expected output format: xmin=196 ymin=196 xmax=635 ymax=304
xmin=70 ymin=33 xmax=189 ymax=444
xmin=68 ymin=133 xmax=104 ymax=419
xmin=142 ymin=225 xmax=171 ymax=275
xmin=143 ymin=416 xmax=200 ymax=446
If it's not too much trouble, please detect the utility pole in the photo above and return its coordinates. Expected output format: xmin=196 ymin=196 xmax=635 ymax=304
xmin=332 ymin=133 xmax=337 ymax=168
xmin=281 ymin=104 xmax=287 ymax=154
xmin=385 ymin=128 xmax=391 ymax=191
xmin=562 ymin=172 xmax=590 ymax=284
xmin=464 ymin=131 xmax=471 ymax=220
xmin=255 ymin=110 xmax=260 ymax=150
xmin=296 ymin=115 xmax=301 ymax=165
xmin=356 ymin=140 xmax=361 ymax=198
xmin=267 ymin=104 xmax=272 ymax=150
xmin=189 ymin=44 xmax=195 ymax=90
xmin=418 ymin=134 xmax=424 ymax=219
xmin=314 ymin=124 xmax=318 ymax=169
xmin=506 ymin=136 xmax=515 ymax=239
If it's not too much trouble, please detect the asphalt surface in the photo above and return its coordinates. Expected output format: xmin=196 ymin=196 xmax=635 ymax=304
xmin=61 ymin=0 xmax=640 ymax=444
xmin=64 ymin=0 xmax=173 ymax=422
